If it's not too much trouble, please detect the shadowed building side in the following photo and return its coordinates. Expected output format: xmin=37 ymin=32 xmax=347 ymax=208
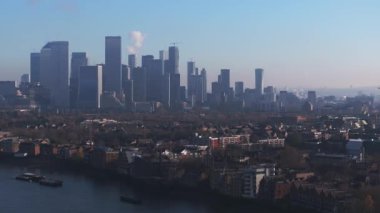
xmin=70 ymin=52 xmax=88 ymax=109
xmin=77 ymin=65 xmax=103 ymax=109
xmin=39 ymin=41 xmax=69 ymax=108
xmin=104 ymin=36 xmax=122 ymax=100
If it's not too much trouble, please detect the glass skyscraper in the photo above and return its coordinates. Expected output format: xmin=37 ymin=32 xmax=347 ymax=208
xmin=39 ymin=41 xmax=69 ymax=108
xmin=105 ymin=36 xmax=122 ymax=98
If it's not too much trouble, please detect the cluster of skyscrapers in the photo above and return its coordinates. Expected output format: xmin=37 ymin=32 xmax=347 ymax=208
xmin=24 ymin=36 xmax=316 ymax=112
xmin=29 ymin=37 xmax=189 ymax=111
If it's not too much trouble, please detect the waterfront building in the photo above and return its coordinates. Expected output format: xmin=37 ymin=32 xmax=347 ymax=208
xmin=0 ymin=137 xmax=20 ymax=154
xmin=18 ymin=142 xmax=41 ymax=156
xmin=241 ymin=164 xmax=276 ymax=199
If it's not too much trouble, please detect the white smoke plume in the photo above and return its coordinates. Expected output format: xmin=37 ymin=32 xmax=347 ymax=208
xmin=128 ymin=31 xmax=145 ymax=54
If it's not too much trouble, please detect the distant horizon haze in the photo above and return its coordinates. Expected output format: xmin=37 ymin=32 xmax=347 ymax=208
xmin=0 ymin=0 xmax=379 ymax=89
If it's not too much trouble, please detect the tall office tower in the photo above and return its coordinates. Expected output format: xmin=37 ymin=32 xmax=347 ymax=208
xmin=187 ymin=61 xmax=195 ymax=98
xmin=179 ymin=86 xmax=186 ymax=102
xmin=264 ymin=86 xmax=276 ymax=102
xmin=128 ymin=54 xmax=136 ymax=70
xmin=19 ymin=74 xmax=30 ymax=94
xmin=124 ymin=80 xmax=134 ymax=105
xmin=162 ymin=73 xmax=171 ymax=107
xmin=193 ymin=75 xmax=203 ymax=106
xmin=211 ymin=81 xmax=220 ymax=96
xmin=77 ymin=65 xmax=103 ymax=109
xmin=235 ymin=81 xmax=244 ymax=97
xmin=255 ymin=68 xmax=264 ymax=95
xmin=121 ymin=64 xmax=129 ymax=104
xmin=164 ymin=46 xmax=181 ymax=108
xmin=131 ymin=67 xmax=147 ymax=102
xmin=142 ymin=55 xmax=154 ymax=69
xmin=168 ymin=46 xmax=179 ymax=74
xmin=159 ymin=50 xmax=167 ymax=60
xmin=20 ymin=74 xmax=30 ymax=84
xmin=187 ymin=62 xmax=208 ymax=105
xmin=141 ymin=55 xmax=154 ymax=101
xmin=104 ymin=36 xmax=122 ymax=98
xmin=220 ymin=69 xmax=230 ymax=93
xmin=30 ymin=53 xmax=40 ymax=84
xmin=146 ymin=59 xmax=164 ymax=102
xmin=200 ymin=68 xmax=207 ymax=102
xmin=307 ymin=91 xmax=317 ymax=104
xmin=39 ymin=41 xmax=69 ymax=108
xmin=70 ymin=52 xmax=88 ymax=108
xmin=122 ymin=64 xmax=129 ymax=83
xmin=170 ymin=73 xmax=181 ymax=108
xmin=211 ymin=81 xmax=221 ymax=106
xmin=191 ymin=68 xmax=208 ymax=105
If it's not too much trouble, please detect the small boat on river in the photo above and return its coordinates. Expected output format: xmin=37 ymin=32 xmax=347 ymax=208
xmin=15 ymin=173 xmax=44 ymax=182
xmin=15 ymin=173 xmax=63 ymax=187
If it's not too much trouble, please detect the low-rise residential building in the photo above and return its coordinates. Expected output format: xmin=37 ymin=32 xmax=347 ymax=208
xmin=241 ymin=164 xmax=276 ymax=199
xmin=210 ymin=169 xmax=242 ymax=198
xmin=210 ymin=164 xmax=276 ymax=199
xmin=58 ymin=146 xmax=83 ymax=160
xmin=210 ymin=135 xmax=250 ymax=150
xmin=311 ymin=153 xmax=349 ymax=167
xmin=259 ymin=176 xmax=291 ymax=202
xmin=346 ymin=139 xmax=364 ymax=161
xmin=90 ymin=147 xmax=119 ymax=169
xmin=257 ymin=138 xmax=285 ymax=148
xmin=0 ymin=137 xmax=20 ymax=154
xmin=18 ymin=142 xmax=40 ymax=156
xmin=293 ymin=172 xmax=315 ymax=181
xmin=290 ymin=182 xmax=350 ymax=213
xmin=40 ymin=143 xmax=58 ymax=156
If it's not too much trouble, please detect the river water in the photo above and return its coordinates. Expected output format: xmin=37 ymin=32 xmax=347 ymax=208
xmin=0 ymin=163 xmax=283 ymax=213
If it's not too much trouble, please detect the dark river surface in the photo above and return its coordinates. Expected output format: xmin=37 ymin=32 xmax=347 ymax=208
xmin=0 ymin=163 xmax=285 ymax=213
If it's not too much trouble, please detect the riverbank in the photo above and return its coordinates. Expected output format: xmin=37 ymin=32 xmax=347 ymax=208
xmin=0 ymin=155 xmax=301 ymax=213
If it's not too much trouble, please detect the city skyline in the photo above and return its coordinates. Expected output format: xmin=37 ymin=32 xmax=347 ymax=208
xmin=1 ymin=0 xmax=380 ymax=89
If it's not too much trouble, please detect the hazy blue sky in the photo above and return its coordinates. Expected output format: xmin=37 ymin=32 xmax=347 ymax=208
xmin=0 ymin=0 xmax=379 ymax=89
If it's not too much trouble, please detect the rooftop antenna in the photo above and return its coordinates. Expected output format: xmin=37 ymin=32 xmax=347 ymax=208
xmin=170 ymin=42 xmax=181 ymax=47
